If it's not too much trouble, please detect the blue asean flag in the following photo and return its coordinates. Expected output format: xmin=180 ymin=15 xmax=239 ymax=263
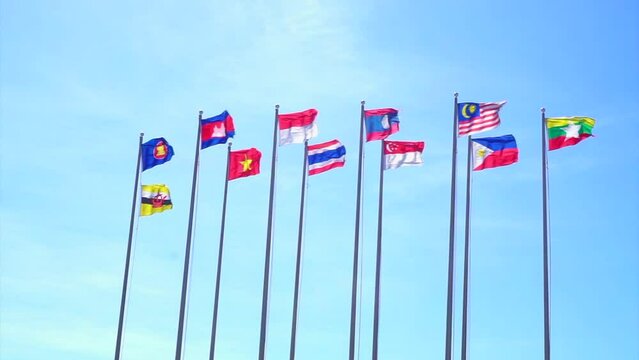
xmin=142 ymin=137 xmax=175 ymax=171
xmin=365 ymin=108 xmax=399 ymax=141
xmin=201 ymin=111 xmax=235 ymax=149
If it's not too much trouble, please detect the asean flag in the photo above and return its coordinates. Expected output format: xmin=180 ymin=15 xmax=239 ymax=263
xmin=472 ymin=134 xmax=519 ymax=171
xmin=278 ymin=108 xmax=318 ymax=146
xmin=201 ymin=111 xmax=235 ymax=149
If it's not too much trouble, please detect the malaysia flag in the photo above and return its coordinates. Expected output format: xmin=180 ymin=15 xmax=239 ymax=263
xmin=279 ymin=108 xmax=318 ymax=146
xmin=383 ymin=140 xmax=425 ymax=170
xmin=471 ymin=134 xmax=519 ymax=171
xmin=365 ymin=108 xmax=399 ymax=141
xmin=307 ymin=139 xmax=346 ymax=176
xmin=201 ymin=110 xmax=235 ymax=149
xmin=457 ymin=101 xmax=506 ymax=137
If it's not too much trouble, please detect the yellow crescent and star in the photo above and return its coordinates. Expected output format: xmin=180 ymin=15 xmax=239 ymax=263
xmin=240 ymin=154 xmax=253 ymax=172
xmin=461 ymin=103 xmax=478 ymax=119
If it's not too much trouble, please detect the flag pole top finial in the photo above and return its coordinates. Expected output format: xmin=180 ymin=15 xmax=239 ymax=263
xmin=199 ymin=110 xmax=203 ymax=115
xmin=275 ymin=104 xmax=280 ymax=110
xmin=541 ymin=107 xmax=546 ymax=113
xmin=361 ymin=100 xmax=365 ymax=105
xmin=140 ymin=132 xmax=144 ymax=137
xmin=454 ymin=92 xmax=459 ymax=98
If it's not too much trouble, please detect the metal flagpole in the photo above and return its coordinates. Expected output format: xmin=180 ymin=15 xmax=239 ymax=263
xmin=289 ymin=140 xmax=309 ymax=360
xmin=175 ymin=111 xmax=203 ymax=360
xmin=258 ymin=105 xmax=280 ymax=360
xmin=541 ymin=108 xmax=551 ymax=360
xmin=114 ymin=132 xmax=144 ymax=360
xmin=460 ymin=136 xmax=473 ymax=360
xmin=371 ymin=140 xmax=386 ymax=360
xmin=444 ymin=93 xmax=459 ymax=360
xmin=349 ymin=101 xmax=366 ymax=360
xmin=208 ymin=142 xmax=232 ymax=360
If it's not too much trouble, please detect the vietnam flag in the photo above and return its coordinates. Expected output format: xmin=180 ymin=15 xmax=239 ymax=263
xmin=228 ymin=148 xmax=262 ymax=180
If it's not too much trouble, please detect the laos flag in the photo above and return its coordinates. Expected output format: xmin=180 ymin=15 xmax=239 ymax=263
xmin=365 ymin=108 xmax=399 ymax=142
xmin=471 ymin=134 xmax=519 ymax=171
xmin=201 ymin=110 xmax=235 ymax=149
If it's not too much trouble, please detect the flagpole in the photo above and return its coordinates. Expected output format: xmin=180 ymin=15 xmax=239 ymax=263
xmin=444 ymin=93 xmax=459 ymax=360
xmin=258 ymin=104 xmax=280 ymax=360
xmin=208 ymin=142 xmax=232 ymax=360
xmin=114 ymin=132 xmax=144 ymax=360
xmin=460 ymin=135 xmax=473 ymax=360
xmin=349 ymin=100 xmax=366 ymax=360
xmin=289 ymin=140 xmax=309 ymax=360
xmin=175 ymin=110 xmax=203 ymax=360
xmin=541 ymin=108 xmax=551 ymax=360
xmin=371 ymin=140 xmax=385 ymax=360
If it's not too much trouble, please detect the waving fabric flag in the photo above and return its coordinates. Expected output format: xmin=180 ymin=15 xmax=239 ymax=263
xmin=472 ymin=135 xmax=519 ymax=171
xmin=279 ymin=109 xmax=318 ymax=145
xmin=383 ymin=140 xmax=425 ymax=170
xmin=365 ymin=108 xmax=400 ymax=141
xmin=546 ymin=116 xmax=595 ymax=150
xmin=142 ymin=137 xmax=174 ymax=171
xmin=458 ymin=101 xmax=506 ymax=137
xmin=229 ymin=148 xmax=262 ymax=180
xmin=201 ymin=111 xmax=235 ymax=149
xmin=308 ymin=139 xmax=346 ymax=176
xmin=140 ymin=184 xmax=173 ymax=216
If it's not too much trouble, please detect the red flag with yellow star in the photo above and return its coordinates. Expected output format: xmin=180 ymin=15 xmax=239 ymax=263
xmin=228 ymin=148 xmax=262 ymax=180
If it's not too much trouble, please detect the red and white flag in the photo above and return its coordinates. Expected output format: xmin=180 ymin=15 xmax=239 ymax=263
xmin=278 ymin=109 xmax=318 ymax=145
xmin=383 ymin=140 xmax=425 ymax=170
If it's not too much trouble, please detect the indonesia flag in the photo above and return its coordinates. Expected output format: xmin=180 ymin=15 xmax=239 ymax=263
xmin=458 ymin=101 xmax=506 ymax=137
xmin=307 ymin=139 xmax=346 ymax=176
xmin=279 ymin=108 xmax=319 ymax=146
xmin=472 ymin=134 xmax=519 ymax=171
xmin=383 ymin=140 xmax=425 ymax=170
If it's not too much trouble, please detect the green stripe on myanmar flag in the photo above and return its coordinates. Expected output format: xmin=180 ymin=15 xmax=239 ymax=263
xmin=546 ymin=116 xmax=595 ymax=151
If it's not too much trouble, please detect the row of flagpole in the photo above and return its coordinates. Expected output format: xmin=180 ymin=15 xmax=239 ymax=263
xmin=115 ymin=95 xmax=595 ymax=360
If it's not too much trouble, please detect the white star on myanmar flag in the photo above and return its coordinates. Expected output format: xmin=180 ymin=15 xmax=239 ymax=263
xmin=561 ymin=122 xmax=581 ymax=139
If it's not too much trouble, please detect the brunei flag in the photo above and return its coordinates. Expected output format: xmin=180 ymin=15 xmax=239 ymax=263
xmin=140 ymin=184 xmax=173 ymax=216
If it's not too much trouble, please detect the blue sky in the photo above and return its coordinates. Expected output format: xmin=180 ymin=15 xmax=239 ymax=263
xmin=1 ymin=0 xmax=638 ymax=359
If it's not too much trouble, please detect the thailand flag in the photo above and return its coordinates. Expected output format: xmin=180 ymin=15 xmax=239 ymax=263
xmin=201 ymin=110 xmax=235 ymax=149
xmin=307 ymin=139 xmax=346 ymax=176
xmin=365 ymin=108 xmax=399 ymax=142
xmin=472 ymin=134 xmax=519 ymax=171
xmin=383 ymin=140 xmax=425 ymax=170
xmin=279 ymin=108 xmax=318 ymax=146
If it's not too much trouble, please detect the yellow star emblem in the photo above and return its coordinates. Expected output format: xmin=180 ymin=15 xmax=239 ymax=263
xmin=240 ymin=155 xmax=253 ymax=172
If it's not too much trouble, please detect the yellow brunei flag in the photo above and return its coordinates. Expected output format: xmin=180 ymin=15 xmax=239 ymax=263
xmin=140 ymin=184 xmax=173 ymax=216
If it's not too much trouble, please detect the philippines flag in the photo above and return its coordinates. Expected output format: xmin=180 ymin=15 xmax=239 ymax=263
xmin=472 ymin=134 xmax=519 ymax=171
xmin=279 ymin=108 xmax=318 ymax=146
xmin=365 ymin=108 xmax=399 ymax=142
xmin=307 ymin=139 xmax=346 ymax=176
xmin=383 ymin=140 xmax=425 ymax=170
xmin=457 ymin=101 xmax=506 ymax=137
xmin=201 ymin=110 xmax=235 ymax=149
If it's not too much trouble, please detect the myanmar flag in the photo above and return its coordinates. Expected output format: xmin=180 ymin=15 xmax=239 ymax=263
xmin=141 ymin=184 xmax=173 ymax=216
xmin=546 ymin=117 xmax=595 ymax=151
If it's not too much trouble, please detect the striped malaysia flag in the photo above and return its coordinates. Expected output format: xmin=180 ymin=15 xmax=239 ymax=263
xmin=457 ymin=101 xmax=506 ymax=137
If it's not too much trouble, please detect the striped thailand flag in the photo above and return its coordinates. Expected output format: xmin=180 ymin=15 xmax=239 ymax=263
xmin=457 ymin=101 xmax=506 ymax=137
xmin=307 ymin=139 xmax=346 ymax=176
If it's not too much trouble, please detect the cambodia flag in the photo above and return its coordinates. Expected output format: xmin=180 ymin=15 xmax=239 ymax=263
xmin=471 ymin=134 xmax=519 ymax=171
xmin=201 ymin=111 xmax=235 ymax=149
xmin=141 ymin=137 xmax=174 ymax=171
xmin=307 ymin=139 xmax=346 ymax=176
xmin=278 ymin=108 xmax=318 ymax=146
xmin=365 ymin=108 xmax=399 ymax=142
